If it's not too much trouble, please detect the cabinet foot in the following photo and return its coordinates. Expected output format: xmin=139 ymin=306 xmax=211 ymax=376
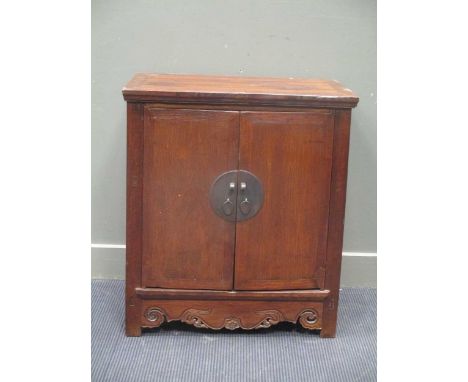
xmin=319 ymin=327 xmax=337 ymax=338
xmin=126 ymin=324 xmax=142 ymax=337
xmin=319 ymin=296 xmax=338 ymax=337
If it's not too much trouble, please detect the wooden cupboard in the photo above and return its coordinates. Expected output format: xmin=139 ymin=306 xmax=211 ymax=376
xmin=122 ymin=73 xmax=358 ymax=337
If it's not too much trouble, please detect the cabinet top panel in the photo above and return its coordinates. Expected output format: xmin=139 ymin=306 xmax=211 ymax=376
xmin=122 ymin=73 xmax=358 ymax=108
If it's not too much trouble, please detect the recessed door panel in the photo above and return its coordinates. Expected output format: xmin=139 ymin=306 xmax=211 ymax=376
xmin=142 ymin=108 xmax=239 ymax=290
xmin=234 ymin=111 xmax=334 ymax=290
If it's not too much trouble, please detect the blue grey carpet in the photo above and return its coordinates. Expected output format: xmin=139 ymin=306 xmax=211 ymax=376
xmin=92 ymin=280 xmax=376 ymax=382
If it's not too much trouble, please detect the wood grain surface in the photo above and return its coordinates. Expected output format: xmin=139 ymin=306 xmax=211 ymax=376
xmin=123 ymin=73 xmax=358 ymax=108
xmin=234 ymin=111 xmax=335 ymax=290
xmin=125 ymin=103 xmax=144 ymax=336
xmin=141 ymin=108 xmax=239 ymax=290
xmin=320 ymin=109 xmax=352 ymax=338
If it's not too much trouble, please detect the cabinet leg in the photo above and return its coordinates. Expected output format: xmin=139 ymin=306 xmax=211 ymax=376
xmin=319 ymin=324 xmax=337 ymax=338
xmin=320 ymin=295 xmax=338 ymax=338
xmin=126 ymin=323 xmax=142 ymax=337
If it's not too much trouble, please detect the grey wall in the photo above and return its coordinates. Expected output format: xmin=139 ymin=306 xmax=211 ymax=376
xmin=92 ymin=0 xmax=376 ymax=283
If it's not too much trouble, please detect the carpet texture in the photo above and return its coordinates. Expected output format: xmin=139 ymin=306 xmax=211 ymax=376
xmin=92 ymin=280 xmax=376 ymax=381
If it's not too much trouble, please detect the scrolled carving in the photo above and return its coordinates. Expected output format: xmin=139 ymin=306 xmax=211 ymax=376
xmin=224 ymin=318 xmax=241 ymax=330
xmin=143 ymin=306 xmax=321 ymax=331
xmin=297 ymin=308 xmax=320 ymax=330
xmin=144 ymin=307 xmax=166 ymax=327
xmin=180 ymin=309 xmax=211 ymax=329
xmin=254 ymin=310 xmax=284 ymax=329
xmin=177 ymin=308 xmax=284 ymax=330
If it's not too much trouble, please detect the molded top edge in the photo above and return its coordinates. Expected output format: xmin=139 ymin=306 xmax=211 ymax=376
xmin=122 ymin=73 xmax=359 ymax=108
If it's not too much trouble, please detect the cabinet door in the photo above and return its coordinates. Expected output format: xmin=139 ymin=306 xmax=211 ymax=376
xmin=234 ymin=111 xmax=334 ymax=290
xmin=142 ymin=108 xmax=239 ymax=290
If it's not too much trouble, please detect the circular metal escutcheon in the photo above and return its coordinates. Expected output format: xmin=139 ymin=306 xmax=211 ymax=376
xmin=209 ymin=170 xmax=264 ymax=222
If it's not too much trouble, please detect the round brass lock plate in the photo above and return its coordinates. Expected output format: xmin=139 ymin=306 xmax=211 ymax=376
xmin=209 ymin=170 xmax=238 ymax=222
xmin=209 ymin=170 xmax=264 ymax=222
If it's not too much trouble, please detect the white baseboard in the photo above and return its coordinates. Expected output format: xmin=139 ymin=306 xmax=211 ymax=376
xmin=91 ymin=245 xmax=376 ymax=287
xmin=91 ymin=244 xmax=126 ymax=249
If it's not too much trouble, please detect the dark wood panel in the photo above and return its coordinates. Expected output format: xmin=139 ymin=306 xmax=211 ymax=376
xmin=320 ymin=109 xmax=351 ymax=338
xmin=125 ymin=103 xmax=144 ymax=336
xmin=142 ymin=108 xmax=239 ymax=290
xmin=234 ymin=111 xmax=335 ymax=290
xmin=123 ymin=73 xmax=358 ymax=108
xmin=135 ymin=288 xmax=330 ymax=301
